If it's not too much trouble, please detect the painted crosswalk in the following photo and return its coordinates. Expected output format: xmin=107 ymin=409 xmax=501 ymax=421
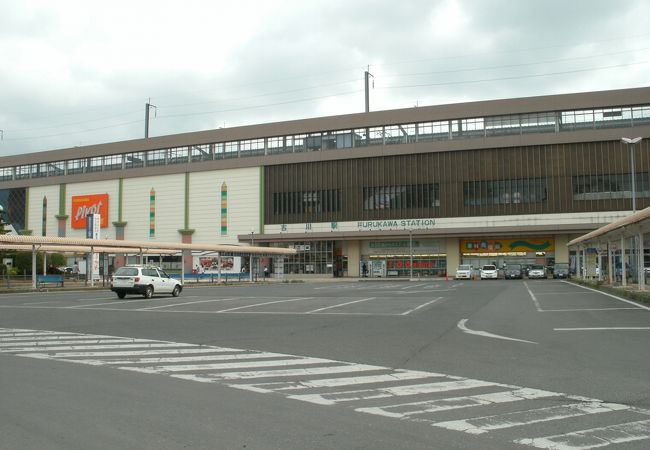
xmin=1 ymin=327 xmax=649 ymax=449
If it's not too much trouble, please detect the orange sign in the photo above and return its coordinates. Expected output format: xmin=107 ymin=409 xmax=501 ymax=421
xmin=71 ymin=194 xmax=109 ymax=228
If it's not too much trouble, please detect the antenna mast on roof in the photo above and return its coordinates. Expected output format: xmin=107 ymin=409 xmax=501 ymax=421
xmin=145 ymin=99 xmax=157 ymax=138
xmin=364 ymin=66 xmax=374 ymax=113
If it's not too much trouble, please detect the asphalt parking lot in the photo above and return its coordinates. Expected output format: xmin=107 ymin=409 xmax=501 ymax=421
xmin=1 ymin=279 xmax=649 ymax=449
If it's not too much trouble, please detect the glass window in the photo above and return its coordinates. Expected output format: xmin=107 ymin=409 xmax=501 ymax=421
xmin=168 ymin=147 xmax=188 ymax=164
xmin=124 ymin=152 xmax=144 ymax=169
xmin=104 ymin=154 xmax=123 ymax=171
xmin=190 ymin=144 xmax=211 ymax=162
xmin=464 ymin=178 xmax=547 ymax=205
xmin=46 ymin=162 xmax=65 ymax=177
xmin=0 ymin=167 xmax=13 ymax=181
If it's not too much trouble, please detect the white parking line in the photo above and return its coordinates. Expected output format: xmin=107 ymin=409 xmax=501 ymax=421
xmin=523 ymin=281 xmax=543 ymax=312
xmin=401 ymin=297 xmax=442 ymax=315
xmin=307 ymin=297 xmax=376 ymax=313
xmin=215 ymin=297 xmax=314 ymax=312
xmin=561 ymin=281 xmax=650 ymax=311
xmin=554 ymin=327 xmax=650 ymax=331
xmin=138 ymin=297 xmax=237 ymax=311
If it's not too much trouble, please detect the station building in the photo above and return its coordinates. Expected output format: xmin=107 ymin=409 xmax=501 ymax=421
xmin=1 ymin=86 xmax=649 ymax=277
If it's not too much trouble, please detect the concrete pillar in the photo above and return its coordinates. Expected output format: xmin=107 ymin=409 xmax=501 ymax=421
xmin=446 ymin=237 xmax=460 ymax=277
xmin=554 ymin=234 xmax=569 ymax=263
xmin=345 ymin=240 xmax=361 ymax=277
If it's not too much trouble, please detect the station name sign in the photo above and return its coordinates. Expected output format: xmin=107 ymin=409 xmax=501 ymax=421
xmin=357 ymin=219 xmax=435 ymax=230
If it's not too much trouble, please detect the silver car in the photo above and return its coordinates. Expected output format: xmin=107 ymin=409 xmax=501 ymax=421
xmin=480 ymin=265 xmax=498 ymax=280
xmin=527 ymin=265 xmax=547 ymax=279
xmin=111 ymin=265 xmax=183 ymax=299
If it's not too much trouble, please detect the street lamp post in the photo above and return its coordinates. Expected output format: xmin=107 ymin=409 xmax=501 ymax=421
xmin=621 ymin=137 xmax=643 ymax=288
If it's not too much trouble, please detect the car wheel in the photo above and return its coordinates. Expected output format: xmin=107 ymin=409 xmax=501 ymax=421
xmin=117 ymin=291 xmax=126 ymax=299
xmin=143 ymin=286 xmax=153 ymax=299
xmin=171 ymin=286 xmax=181 ymax=297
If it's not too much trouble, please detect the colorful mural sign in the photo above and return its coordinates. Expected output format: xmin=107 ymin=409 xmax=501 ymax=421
xmin=71 ymin=194 xmax=109 ymax=228
xmin=149 ymin=188 xmax=156 ymax=238
xmin=460 ymin=237 xmax=554 ymax=253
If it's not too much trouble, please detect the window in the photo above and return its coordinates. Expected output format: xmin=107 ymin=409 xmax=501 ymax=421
xmin=168 ymin=147 xmax=188 ymax=164
xmin=124 ymin=152 xmax=144 ymax=169
xmin=88 ymin=156 xmax=104 ymax=172
xmin=240 ymin=139 xmax=265 ymax=156
xmin=46 ymin=162 xmax=65 ymax=177
xmin=191 ymin=145 xmax=211 ymax=162
xmin=363 ymin=184 xmax=439 ymax=210
xmin=146 ymin=150 xmax=166 ymax=166
xmin=273 ymin=190 xmax=341 ymax=215
xmin=0 ymin=168 xmax=13 ymax=181
xmin=572 ymin=172 xmax=650 ymax=200
xmin=104 ymin=154 xmax=123 ymax=171
xmin=464 ymin=178 xmax=547 ymax=205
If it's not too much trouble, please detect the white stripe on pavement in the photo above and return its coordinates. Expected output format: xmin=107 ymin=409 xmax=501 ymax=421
xmin=555 ymin=327 xmax=650 ymax=331
xmin=288 ymin=378 xmax=497 ymax=406
xmin=356 ymin=387 xmax=560 ymax=419
xmin=307 ymin=297 xmax=376 ymax=313
xmin=215 ymin=297 xmax=314 ymax=313
xmin=433 ymin=402 xmax=629 ymax=435
xmin=137 ymin=297 xmax=237 ymax=310
xmin=119 ymin=357 xmax=333 ymax=374
xmin=457 ymin=319 xmax=537 ymax=344
xmin=401 ymin=297 xmax=442 ymax=315
xmin=1 ymin=343 xmax=193 ymax=352
xmin=65 ymin=352 xmax=290 ymax=366
xmin=0 ymin=338 xmax=154 ymax=348
xmin=515 ymin=419 xmax=650 ymax=449
xmin=20 ymin=347 xmax=242 ymax=358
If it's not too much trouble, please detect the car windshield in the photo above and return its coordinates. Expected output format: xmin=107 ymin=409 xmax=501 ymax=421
xmin=482 ymin=265 xmax=496 ymax=270
xmin=508 ymin=264 xmax=522 ymax=269
xmin=458 ymin=265 xmax=471 ymax=270
xmin=531 ymin=265 xmax=544 ymax=270
xmin=115 ymin=267 xmax=139 ymax=276
xmin=554 ymin=263 xmax=569 ymax=269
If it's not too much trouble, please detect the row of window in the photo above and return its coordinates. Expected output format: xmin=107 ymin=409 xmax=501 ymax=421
xmin=363 ymin=184 xmax=440 ymax=210
xmin=272 ymin=190 xmax=342 ymax=215
xmin=2 ymin=105 xmax=650 ymax=182
xmin=272 ymin=174 xmax=650 ymax=214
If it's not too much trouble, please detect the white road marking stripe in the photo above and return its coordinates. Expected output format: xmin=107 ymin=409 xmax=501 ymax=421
xmin=65 ymin=352 xmax=290 ymax=366
xmin=433 ymin=402 xmax=629 ymax=435
xmin=0 ymin=334 xmax=120 ymax=342
xmin=0 ymin=331 xmax=68 ymax=338
xmin=181 ymin=364 xmax=383 ymax=385
xmin=0 ymin=338 xmax=152 ymax=348
xmin=561 ymin=280 xmax=650 ymax=311
xmin=23 ymin=348 xmax=242 ymax=358
xmin=515 ymin=419 xmax=650 ymax=449
xmin=288 ymin=379 xmax=497 ymax=406
xmin=457 ymin=319 xmax=537 ymax=344
xmin=307 ymin=297 xmax=376 ymax=313
xmin=235 ymin=369 xmax=437 ymax=392
xmin=137 ymin=297 xmax=237 ymax=310
xmin=524 ymin=281 xmax=543 ymax=311
xmin=356 ymin=388 xmax=560 ymax=418
xmin=535 ymin=292 xmax=592 ymax=295
xmin=555 ymin=327 xmax=650 ymax=331
xmin=215 ymin=297 xmax=314 ymax=313
xmin=401 ymin=297 xmax=442 ymax=315
xmin=1 ymin=343 xmax=192 ymax=352
xmin=66 ymin=297 xmax=166 ymax=308
xmin=119 ymin=357 xmax=333 ymax=374
xmin=543 ymin=308 xmax=641 ymax=312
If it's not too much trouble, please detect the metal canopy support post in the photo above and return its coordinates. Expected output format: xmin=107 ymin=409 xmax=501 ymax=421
xmin=608 ymin=242 xmax=614 ymax=285
xmin=409 ymin=229 xmax=414 ymax=280
xmin=90 ymin=245 xmax=95 ymax=287
xmin=639 ymin=231 xmax=645 ymax=290
xmin=597 ymin=245 xmax=603 ymax=282
xmin=32 ymin=244 xmax=37 ymax=289
xmin=43 ymin=252 xmax=47 ymax=276
xmin=621 ymin=236 xmax=627 ymax=286
xmin=217 ymin=253 xmax=221 ymax=283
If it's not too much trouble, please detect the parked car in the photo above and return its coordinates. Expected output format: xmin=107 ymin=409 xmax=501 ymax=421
xmin=504 ymin=264 xmax=523 ymax=279
xmin=527 ymin=265 xmax=547 ymax=279
xmin=57 ymin=266 xmax=73 ymax=274
xmin=553 ymin=263 xmax=570 ymax=279
xmin=480 ymin=264 xmax=498 ymax=280
xmin=455 ymin=264 xmax=473 ymax=280
xmin=110 ymin=265 xmax=183 ymax=299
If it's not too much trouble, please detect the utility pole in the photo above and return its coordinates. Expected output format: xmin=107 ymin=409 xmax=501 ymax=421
xmin=145 ymin=100 xmax=157 ymax=138
xmin=364 ymin=67 xmax=374 ymax=113
xmin=0 ymin=130 xmax=4 ymax=140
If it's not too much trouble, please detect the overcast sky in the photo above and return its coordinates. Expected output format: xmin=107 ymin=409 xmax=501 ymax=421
xmin=1 ymin=0 xmax=650 ymax=157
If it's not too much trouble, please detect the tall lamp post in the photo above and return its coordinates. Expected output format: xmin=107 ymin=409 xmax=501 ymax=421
xmin=621 ymin=137 xmax=643 ymax=288
xmin=621 ymin=137 xmax=642 ymax=213
xmin=409 ymin=229 xmax=414 ymax=280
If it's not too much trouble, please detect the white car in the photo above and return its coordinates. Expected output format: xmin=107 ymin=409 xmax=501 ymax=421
xmin=455 ymin=264 xmax=473 ymax=280
xmin=111 ymin=265 xmax=183 ymax=299
xmin=480 ymin=264 xmax=498 ymax=280
xmin=527 ymin=265 xmax=547 ymax=279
